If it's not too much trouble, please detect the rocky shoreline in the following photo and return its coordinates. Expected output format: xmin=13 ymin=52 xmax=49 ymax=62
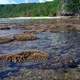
xmin=0 ymin=18 xmax=80 ymax=80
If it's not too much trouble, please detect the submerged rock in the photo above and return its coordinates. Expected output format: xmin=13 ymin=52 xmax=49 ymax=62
xmin=14 ymin=33 xmax=37 ymax=41
xmin=0 ymin=26 xmax=10 ymax=30
xmin=0 ymin=37 xmax=14 ymax=44
xmin=0 ymin=50 xmax=48 ymax=63
xmin=27 ymin=51 xmax=48 ymax=61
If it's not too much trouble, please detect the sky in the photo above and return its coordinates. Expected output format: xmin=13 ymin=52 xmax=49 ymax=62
xmin=0 ymin=0 xmax=53 ymax=4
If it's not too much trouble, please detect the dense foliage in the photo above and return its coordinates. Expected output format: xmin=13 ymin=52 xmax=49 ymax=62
xmin=66 ymin=0 xmax=80 ymax=14
xmin=0 ymin=0 xmax=61 ymax=18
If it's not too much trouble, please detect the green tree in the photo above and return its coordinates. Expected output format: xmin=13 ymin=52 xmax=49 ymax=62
xmin=66 ymin=0 xmax=80 ymax=15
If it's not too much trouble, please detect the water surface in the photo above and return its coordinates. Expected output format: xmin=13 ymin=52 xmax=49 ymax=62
xmin=0 ymin=28 xmax=80 ymax=79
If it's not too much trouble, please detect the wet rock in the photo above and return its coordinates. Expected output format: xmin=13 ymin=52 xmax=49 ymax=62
xmin=14 ymin=33 xmax=37 ymax=41
xmin=27 ymin=51 xmax=48 ymax=61
xmin=0 ymin=50 xmax=48 ymax=63
xmin=0 ymin=37 xmax=14 ymax=44
xmin=0 ymin=26 xmax=10 ymax=30
xmin=66 ymin=25 xmax=77 ymax=32
xmin=24 ymin=25 xmax=34 ymax=30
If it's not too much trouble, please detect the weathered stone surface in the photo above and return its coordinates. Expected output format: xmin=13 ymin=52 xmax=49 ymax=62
xmin=14 ymin=33 xmax=37 ymax=41
xmin=0 ymin=37 xmax=14 ymax=44
xmin=27 ymin=51 xmax=48 ymax=61
xmin=0 ymin=50 xmax=48 ymax=63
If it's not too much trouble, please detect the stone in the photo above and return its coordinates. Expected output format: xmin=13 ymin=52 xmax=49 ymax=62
xmin=27 ymin=51 xmax=48 ymax=61
xmin=0 ymin=37 xmax=14 ymax=44
xmin=0 ymin=26 xmax=10 ymax=30
xmin=14 ymin=33 xmax=37 ymax=41
xmin=0 ymin=50 xmax=48 ymax=63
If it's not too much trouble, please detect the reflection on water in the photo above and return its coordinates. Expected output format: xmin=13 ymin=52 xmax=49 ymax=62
xmin=0 ymin=29 xmax=80 ymax=79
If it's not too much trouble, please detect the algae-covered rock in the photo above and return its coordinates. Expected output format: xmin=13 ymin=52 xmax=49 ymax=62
xmin=14 ymin=33 xmax=37 ymax=41
xmin=0 ymin=37 xmax=14 ymax=44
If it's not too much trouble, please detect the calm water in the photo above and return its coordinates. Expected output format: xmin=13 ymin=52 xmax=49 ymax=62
xmin=0 ymin=28 xmax=80 ymax=79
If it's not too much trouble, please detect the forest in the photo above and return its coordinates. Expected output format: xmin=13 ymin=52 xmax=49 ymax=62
xmin=0 ymin=0 xmax=61 ymax=17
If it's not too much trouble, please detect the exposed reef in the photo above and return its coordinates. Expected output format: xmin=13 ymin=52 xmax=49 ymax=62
xmin=0 ymin=32 xmax=37 ymax=44
xmin=0 ymin=50 xmax=48 ymax=63
xmin=14 ymin=32 xmax=37 ymax=41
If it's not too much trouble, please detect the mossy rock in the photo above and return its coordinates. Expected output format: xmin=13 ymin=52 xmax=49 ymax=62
xmin=0 ymin=37 xmax=14 ymax=44
xmin=14 ymin=33 xmax=37 ymax=41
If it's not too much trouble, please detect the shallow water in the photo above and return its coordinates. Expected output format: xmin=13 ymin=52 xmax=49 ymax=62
xmin=0 ymin=28 xmax=80 ymax=79
xmin=0 ymin=29 xmax=26 ymax=37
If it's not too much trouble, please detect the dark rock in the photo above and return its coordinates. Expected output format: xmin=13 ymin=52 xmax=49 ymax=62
xmin=0 ymin=37 xmax=14 ymax=44
xmin=0 ymin=26 xmax=10 ymax=30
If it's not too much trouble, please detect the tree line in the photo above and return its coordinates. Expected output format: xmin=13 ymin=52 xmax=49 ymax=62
xmin=0 ymin=0 xmax=61 ymax=18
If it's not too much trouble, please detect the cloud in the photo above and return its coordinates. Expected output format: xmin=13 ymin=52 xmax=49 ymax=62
xmin=0 ymin=0 xmax=53 ymax=4
xmin=38 ymin=0 xmax=45 ymax=3
xmin=9 ymin=0 xmax=17 ymax=4
xmin=46 ymin=0 xmax=53 ymax=1
xmin=0 ymin=0 xmax=16 ymax=4
xmin=0 ymin=0 xmax=10 ymax=4
xmin=25 ymin=0 xmax=53 ymax=3
xmin=25 ymin=0 xmax=43 ymax=3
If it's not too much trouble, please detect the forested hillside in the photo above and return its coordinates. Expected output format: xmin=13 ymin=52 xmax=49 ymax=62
xmin=0 ymin=0 xmax=61 ymax=18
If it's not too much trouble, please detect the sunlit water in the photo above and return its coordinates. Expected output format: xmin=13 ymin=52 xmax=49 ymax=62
xmin=0 ymin=29 xmax=80 ymax=79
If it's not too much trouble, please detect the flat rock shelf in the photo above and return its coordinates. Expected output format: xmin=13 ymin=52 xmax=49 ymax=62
xmin=0 ymin=18 xmax=80 ymax=80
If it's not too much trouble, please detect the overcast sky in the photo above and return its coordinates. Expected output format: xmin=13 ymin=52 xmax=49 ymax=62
xmin=0 ymin=0 xmax=53 ymax=4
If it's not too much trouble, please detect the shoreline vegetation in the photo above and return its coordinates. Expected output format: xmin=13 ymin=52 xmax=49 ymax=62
xmin=0 ymin=0 xmax=61 ymax=18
